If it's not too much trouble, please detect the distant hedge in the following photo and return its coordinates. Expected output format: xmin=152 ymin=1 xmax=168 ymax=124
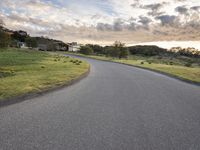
xmin=128 ymin=45 xmax=168 ymax=56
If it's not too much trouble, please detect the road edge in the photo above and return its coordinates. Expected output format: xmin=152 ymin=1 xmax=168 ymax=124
xmin=68 ymin=53 xmax=200 ymax=87
xmin=0 ymin=66 xmax=90 ymax=108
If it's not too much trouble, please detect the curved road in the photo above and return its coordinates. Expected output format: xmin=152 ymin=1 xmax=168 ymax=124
xmin=0 ymin=57 xmax=200 ymax=150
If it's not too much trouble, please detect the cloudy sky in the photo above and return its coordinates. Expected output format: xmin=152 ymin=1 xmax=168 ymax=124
xmin=0 ymin=0 xmax=200 ymax=44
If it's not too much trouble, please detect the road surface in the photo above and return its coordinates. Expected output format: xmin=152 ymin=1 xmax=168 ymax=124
xmin=0 ymin=57 xmax=200 ymax=150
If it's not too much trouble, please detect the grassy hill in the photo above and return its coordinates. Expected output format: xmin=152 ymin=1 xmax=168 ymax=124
xmin=0 ymin=48 xmax=89 ymax=101
xmin=66 ymin=52 xmax=200 ymax=84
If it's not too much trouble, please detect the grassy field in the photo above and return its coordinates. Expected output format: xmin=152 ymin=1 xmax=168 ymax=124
xmin=0 ymin=48 xmax=89 ymax=101
xmin=66 ymin=52 xmax=200 ymax=84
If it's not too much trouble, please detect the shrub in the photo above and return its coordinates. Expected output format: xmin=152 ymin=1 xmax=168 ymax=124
xmin=128 ymin=45 xmax=167 ymax=56
xmin=141 ymin=61 xmax=144 ymax=64
xmin=25 ymin=37 xmax=37 ymax=48
xmin=185 ymin=62 xmax=192 ymax=67
xmin=80 ymin=46 xmax=94 ymax=55
xmin=0 ymin=30 xmax=10 ymax=48
xmin=86 ymin=44 xmax=104 ymax=54
xmin=119 ymin=47 xmax=129 ymax=59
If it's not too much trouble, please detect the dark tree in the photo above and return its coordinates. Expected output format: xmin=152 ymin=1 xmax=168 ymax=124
xmin=12 ymin=30 xmax=28 ymax=42
xmin=80 ymin=45 xmax=94 ymax=55
xmin=86 ymin=44 xmax=104 ymax=54
xmin=25 ymin=37 xmax=37 ymax=48
xmin=0 ymin=30 xmax=10 ymax=48
xmin=128 ymin=45 xmax=167 ymax=56
xmin=113 ymin=41 xmax=129 ymax=58
xmin=119 ymin=47 xmax=129 ymax=58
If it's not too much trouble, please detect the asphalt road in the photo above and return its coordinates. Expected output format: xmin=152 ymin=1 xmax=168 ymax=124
xmin=0 ymin=56 xmax=200 ymax=150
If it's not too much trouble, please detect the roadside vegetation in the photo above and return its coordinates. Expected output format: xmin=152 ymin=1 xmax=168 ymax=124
xmin=0 ymin=48 xmax=89 ymax=101
xmin=68 ymin=41 xmax=200 ymax=84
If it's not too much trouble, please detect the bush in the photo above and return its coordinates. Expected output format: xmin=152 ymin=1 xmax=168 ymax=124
xmin=0 ymin=30 xmax=10 ymax=48
xmin=25 ymin=37 xmax=37 ymax=48
xmin=80 ymin=46 xmax=94 ymax=55
xmin=104 ymin=46 xmax=120 ymax=58
xmin=128 ymin=45 xmax=168 ymax=56
xmin=185 ymin=62 xmax=192 ymax=67
xmin=119 ymin=47 xmax=129 ymax=59
xmin=86 ymin=44 xmax=104 ymax=54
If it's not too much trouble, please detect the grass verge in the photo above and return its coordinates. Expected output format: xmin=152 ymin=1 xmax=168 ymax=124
xmin=65 ymin=52 xmax=200 ymax=84
xmin=0 ymin=48 xmax=89 ymax=101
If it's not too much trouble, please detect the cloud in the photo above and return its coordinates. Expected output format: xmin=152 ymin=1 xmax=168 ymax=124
xmin=190 ymin=6 xmax=200 ymax=11
xmin=96 ymin=18 xmax=138 ymax=31
xmin=138 ymin=16 xmax=152 ymax=27
xmin=144 ymin=3 xmax=165 ymax=16
xmin=0 ymin=19 xmax=4 ymax=26
xmin=96 ymin=23 xmax=113 ymax=31
xmin=155 ymin=15 xmax=178 ymax=26
xmin=175 ymin=6 xmax=188 ymax=15
xmin=174 ymin=0 xmax=187 ymax=2
xmin=1 ymin=0 xmax=200 ymax=44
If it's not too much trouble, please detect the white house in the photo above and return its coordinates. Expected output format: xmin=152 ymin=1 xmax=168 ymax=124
xmin=68 ymin=42 xmax=80 ymax=52
xmin=17 ymin=42 xmax=27 ymax=48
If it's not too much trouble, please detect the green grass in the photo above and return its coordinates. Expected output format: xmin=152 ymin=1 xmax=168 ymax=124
xmin=66 ymin=52 xmax=200 ymax=84
xmin=0 ymin=48 xmax=89 ymax=101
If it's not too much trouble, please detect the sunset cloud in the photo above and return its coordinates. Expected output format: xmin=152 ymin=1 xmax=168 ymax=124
xmin=0 ymin=0 xmax=200 ymax=44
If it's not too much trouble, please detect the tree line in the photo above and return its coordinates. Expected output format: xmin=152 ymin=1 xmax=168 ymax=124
xmin=0 ymin=27 xmax=38 ymax=48
xmin=0 ymin=22 xmax=67 ymax=50
xmin=80 ymin=41 xmax=129 ymax=58
xmin=80 ymin=43 xmax=200 ymax=58
xmin=1 ymin=21 xmax=199 ymax=58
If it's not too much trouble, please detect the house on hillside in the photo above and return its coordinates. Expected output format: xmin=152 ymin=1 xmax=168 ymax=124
xmin=17 ymin=42 xmax=27 ymax=48
xmin=68 ymin=42 xmax=80 ymax=52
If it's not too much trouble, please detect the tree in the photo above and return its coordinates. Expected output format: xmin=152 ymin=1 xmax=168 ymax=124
xmin=80 ymin=45 xmax=94 ymax=55
xmin=0 ymin=30 xmax=10 ymax=48
xmin=105 ymin=46 xmax=120 ymax=58
xmin=113 ymin=41 xmax=129 ymax=58
xmin=128 ymin=45 xmax=167 ymax=56
xmin=25 ymin=37 xmax=37 ymax=48
xmin=119 ymin=47 xmax=129 ymax=58
xmin=86 ymin=44 xmax=104 ymax=54
xmin=11 ymin=30 xmax=28 ymax=42
xmin=0 ymin=19 xmax=4 ymax=29
xmin=0 ymin=19 xmax=10 ymax=47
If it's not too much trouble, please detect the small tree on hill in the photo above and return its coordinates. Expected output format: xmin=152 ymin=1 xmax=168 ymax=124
xmin=0 ymin=19 xmax=4 ymax=29
xmin=80 ymin=45 xmax=94 ymax=55
xmin=0 ymin=31 xmax=10 ymax=48
xmin=0 ymin=20 xmax=10 ymax=48
xmin=25 ymin=37 xmax=37 ymax=48
xmin=113 ymin=41 xmax=129 ymax=58
xmin=119 ymin=47 xmax=129 ymax=58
